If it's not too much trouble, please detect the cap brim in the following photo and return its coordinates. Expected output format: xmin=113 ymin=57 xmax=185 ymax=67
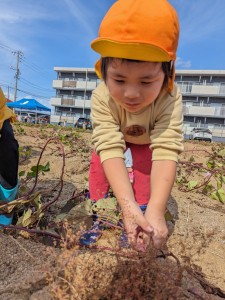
xmin=91 ymin=38 xmax=171 ymax=63
xmin=94 ymin=59 xmax=102 ymax=79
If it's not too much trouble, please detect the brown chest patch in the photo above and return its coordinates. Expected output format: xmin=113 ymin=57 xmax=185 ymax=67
xmin=124 ymin=125 xmax=146 ymax=137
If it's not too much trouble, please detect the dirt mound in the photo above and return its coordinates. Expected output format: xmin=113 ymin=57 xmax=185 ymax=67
xmin=0 ymin=124 xmax=224 ymax=299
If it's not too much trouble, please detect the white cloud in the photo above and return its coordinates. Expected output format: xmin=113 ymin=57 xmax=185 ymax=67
xmin=0 ymin=3 xmax=49 ymax=23
xmin=170 ymin=0 xmax=225 ymax=44
xmin=0 ymin=0 xmax=100 ymax=53
xmin=176 ymin=57 xmax=191 ymax=69
xmin=0 ymin=2 xmax=54 ymax=53
xmin=62 ymin=0 xmax=98 ymax=37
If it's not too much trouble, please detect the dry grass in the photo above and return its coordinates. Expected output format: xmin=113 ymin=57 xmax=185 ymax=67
xmin=48 ymin=221 xmax=184 ymax=300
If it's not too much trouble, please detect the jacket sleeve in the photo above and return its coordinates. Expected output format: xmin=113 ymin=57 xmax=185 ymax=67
xmin=150 ymin=87 xmax=184 ymax=162
xmin=91 ymin=84 xmax=126 ymax=163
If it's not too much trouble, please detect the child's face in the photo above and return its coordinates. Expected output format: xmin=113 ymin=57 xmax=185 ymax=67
xmin=106 ymin=59 xmax=165 ymax=112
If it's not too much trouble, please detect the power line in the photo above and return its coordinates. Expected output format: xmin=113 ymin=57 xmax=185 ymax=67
xmin=0 ymin=42 xmax=51 ymax=78
xmin=0 ymin=79 xmax=13 ymax=86
xmin=0 ymin=82 xmax=14 ymax=90
xmin=0 ymin=42 xmax=54 ymax=100
xmin=0 ymin=81 xmax=52 ymax=101
xmin=17 ymin=88 xmax=52 ymax=100
xmin=20 ymin=77 xmax=53 ymax=93
xmin=0 ymin=43 xmax=15 ymax=52
xmin=0 ymin=82 xmax=14 ymax=100
xmin=21 ymin=57 xmax=45 ymax=72
xmin=21 ymin=57 xmax=52 ymax=79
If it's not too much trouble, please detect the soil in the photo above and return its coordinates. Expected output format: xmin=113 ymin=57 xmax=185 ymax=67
xmin=0 ymin=123 xmax=224 ymax=299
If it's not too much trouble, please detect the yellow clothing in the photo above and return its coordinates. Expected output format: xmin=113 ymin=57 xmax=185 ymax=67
xmin=91 ymin=82 xmax=183 ymax=163
xmin=0 ymin=88 xmax=17 ymax=130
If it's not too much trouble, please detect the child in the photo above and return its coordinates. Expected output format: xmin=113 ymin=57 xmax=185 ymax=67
xmin=0 ymin=87 xmax=19 ymax=225
xmin=80 ymin=0 xmax=183 ymax=251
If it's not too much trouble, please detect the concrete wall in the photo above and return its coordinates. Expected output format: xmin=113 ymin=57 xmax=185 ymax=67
xmin=191 ymin=85 xmax=220 ymax=94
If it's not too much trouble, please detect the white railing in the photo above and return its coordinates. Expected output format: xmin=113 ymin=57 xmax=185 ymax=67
xmin=52 ymin=79 xmax=99 ymax=90
xmin=183 ymin=105 xmax=225 ymax=117
xmin=51 ymin=97 xmax=91 ymax=108
xmin=176 ymin=82 xmax=225 ymax=95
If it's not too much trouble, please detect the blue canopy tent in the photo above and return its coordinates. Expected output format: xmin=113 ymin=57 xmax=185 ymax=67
xmin=7 ymin=98 xmax=51 ymax=123
xmin=7 ymin=98 xmax=51 ymax=112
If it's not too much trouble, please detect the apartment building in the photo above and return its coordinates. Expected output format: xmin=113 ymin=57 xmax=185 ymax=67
xmin=50 ymin=67 xmax=99 ymax=125
xmin=51 ymin=68 xmax=225 ymax=140
xmin=176 ymin=70 xmax=225 ymax=141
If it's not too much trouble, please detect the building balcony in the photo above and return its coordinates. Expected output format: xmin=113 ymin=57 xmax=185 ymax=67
xmin=183 ymin=105 xmax=225 ymax=118
xmin=51 ymin=97 xmax=91 ymax=108
xmin=176 ymin=82 xmax=225 ymax=95
xmin=52 ymin=79 xmax=98 ymax=90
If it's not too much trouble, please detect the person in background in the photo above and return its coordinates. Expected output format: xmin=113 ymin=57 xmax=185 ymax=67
xmin=124 ymin=147 xmax=134 ymax=184
xmin=0 ymin=87 xmax=19 ymax=225
xmin=17 ymin=114 xmax=21 ymax=122
xmin=80 ymin=0 xmax=183 ymax=251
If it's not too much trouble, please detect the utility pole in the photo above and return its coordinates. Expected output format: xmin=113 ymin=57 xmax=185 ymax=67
xmin=12 ymin=50 xmax=23 ymax=102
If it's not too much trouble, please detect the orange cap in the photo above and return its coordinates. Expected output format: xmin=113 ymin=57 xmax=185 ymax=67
xmin=91 ymin=0 xmax=179 ymax=89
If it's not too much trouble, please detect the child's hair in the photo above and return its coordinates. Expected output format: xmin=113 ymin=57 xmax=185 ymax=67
xmin=100 ymin=58 xmax=173 ymax=92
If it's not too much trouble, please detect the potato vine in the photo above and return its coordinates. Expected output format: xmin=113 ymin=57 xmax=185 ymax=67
xmin=176 ymin=144 xmax=225 ymax=203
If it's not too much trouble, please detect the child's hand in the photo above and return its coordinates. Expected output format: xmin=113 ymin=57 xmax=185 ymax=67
xmin=144 ymin=208 xmax=168 ymax=249
xmin=122 ymin=202 xmax=153 ymax=251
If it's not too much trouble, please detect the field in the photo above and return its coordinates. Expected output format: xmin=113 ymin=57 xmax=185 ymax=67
xmin=0 ymin=123 xmax=225 ymax=300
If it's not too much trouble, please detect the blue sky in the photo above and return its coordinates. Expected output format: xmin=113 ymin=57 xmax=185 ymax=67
xmin=1 ymin=0 xmax=225 ymax=107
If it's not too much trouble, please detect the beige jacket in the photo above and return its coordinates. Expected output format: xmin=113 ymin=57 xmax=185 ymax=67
xmin=91 ymin=82 xmax=183 ymax=163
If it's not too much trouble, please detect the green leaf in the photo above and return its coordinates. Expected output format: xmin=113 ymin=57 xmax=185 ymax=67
xmin=31 ymin=165 xmax=44 ymax=172
xmin=92 ymin=197 xmax=120 ymax=224
xmin=217 ymin=188 xmax=225 ymax=203
xmin=34 ymin=194 xmax=42 ymax=210
xmin=217 ymin=179 xmax=222 ymax=190
xmin=188 ymin=180 xmax=198 ymax=189
xmin=202 ymin=183 xmax=213 ymax=194
xmin=27 ymin=171 xmax=36 ymax=178
xmin=164 ymin=210 xmax=174 ymax=222
xmin=189 ymin=156 xmax=195 ymax=162
xmin=207 ymin=160 xmax=214 ymax=169
xmin=19 ymin=170 xmax=25 ymax=177
xmin=42 ymin=162 xmax=50 ymax=172
xmin=210 ymin=189 xmax=225 ymax=203
xmin=210 ymin=191 xmax=219 ymax=201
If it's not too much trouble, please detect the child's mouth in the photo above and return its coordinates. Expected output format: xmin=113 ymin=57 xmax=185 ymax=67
xmin=125 ymin=103 xmax=140 ymax=107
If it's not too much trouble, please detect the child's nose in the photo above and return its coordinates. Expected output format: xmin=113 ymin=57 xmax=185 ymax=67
xmin=124 ymin=86 xmax=140 ymax=99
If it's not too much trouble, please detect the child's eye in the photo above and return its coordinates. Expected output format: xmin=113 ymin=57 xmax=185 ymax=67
xmin=114 ymin=79 xmax=125 ymax=84
xmin=141 ymin=81 xmax=152 ymax=85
